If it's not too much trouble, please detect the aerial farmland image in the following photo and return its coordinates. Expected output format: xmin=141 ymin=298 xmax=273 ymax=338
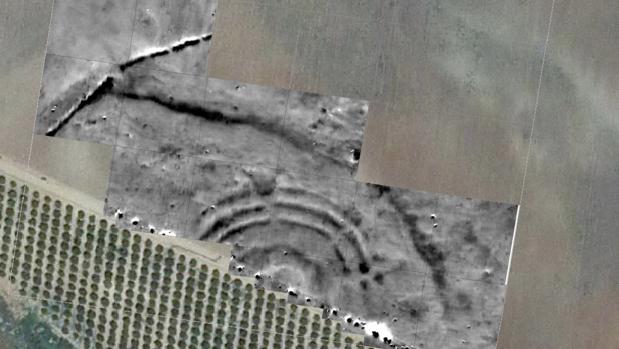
xmin=31 ymin=26 xmax=517 ymax=349
xmin=0 ymin=0 xmax=557 ymax=348
xmin=4 ymin=0 xmax=618 ymax=347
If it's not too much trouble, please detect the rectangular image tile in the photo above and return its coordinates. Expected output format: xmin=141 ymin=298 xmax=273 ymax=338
xmin=207 ymin=1 xmax=303 ymax=88
xmin=259 ymin=253 xmax=344 ymax=310
xmin=195 ymin=78 xmax=290 ymax=167
xmin=130 ymin=0 xmax=218 ymax=76
xmin=431 ymin=193 xmax=517 ymax=284
xmin=183 ymin=156 xmax=277 ymax=244
xmin=347 ymin=185 xmax=432 ymax=275
xmin=291 ymin=14 xmax=387 ymax=100
xmin=105 ymin=145 xmax=193 ymax=235
xmin=268 ymin=170 xmax=357 ymax=261
xmin=342 ymin=182 xmax=516 ymax=348
xmin=415 ymin=277 xmax=507 ymax=349
xmin=336 ymin=265 xmax=428 ymax=348
xmin=34 ymin=54 xmax=121 ymax=145
xmin=47 ymin=0 xmax=137 ymax=63
xmin=116 ymin=68 xmax=208 ymax=153
xmin=278 ymin=90 xmax=370 ymax=180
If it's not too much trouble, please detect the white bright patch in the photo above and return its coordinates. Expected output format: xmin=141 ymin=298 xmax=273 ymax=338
xmin=361 ymin=103 xmax=369 ymax=114
xmin=364 ymin=321 xmax=393 ymax=341
xmin=505 ymin=205 xmax=521 ymax=285
xmin=130 ymin=35 xmax=204 ymax=59
xmin=131 ymin=45 xmax=168 ymax=58
xmin=158 ymin=230 xmax=176 ymax=237
xmin=348 ymin=151 xmax=359 ymax=164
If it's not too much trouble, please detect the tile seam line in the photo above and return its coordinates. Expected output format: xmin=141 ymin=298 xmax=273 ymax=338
xmin=277 ymin=6 xmax=312 ymax=173
xmin=505 ymin=0 xmax=556 ymax=280
xmin=45 ymin=52 xmax=117 ymax=66
xmin=517 ymin=0 xmax=556 ymax=207
xmin=48 ymin=51 xmax=212 ymax=79
xmin=412 ymin=271 xmax=429 ymax=347
xmin=175 ymin=79 xmax=211 ymax=238
xmin=13 ymin=0 xmax=57 ymax=279
xmin=109 ymin=141 xmax=367 ymax=185
xmin=126 ymin=0 xmax=140 ymax=63
xmin=499 ymin=0 xmax=556 ymax=339
xmin=52 ymin=52 xmax=216 ymax=79
xmin=103 ymin=0 xmax=139 ymax=212
xmin=25 ymin=0 xmax=56 ymax=170
xmin=497 ymin=0 xmax=556 ymax=345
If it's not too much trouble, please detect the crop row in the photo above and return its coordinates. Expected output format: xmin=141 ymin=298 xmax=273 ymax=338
xmin=0 ymin=174 xmax=368 ymax=349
